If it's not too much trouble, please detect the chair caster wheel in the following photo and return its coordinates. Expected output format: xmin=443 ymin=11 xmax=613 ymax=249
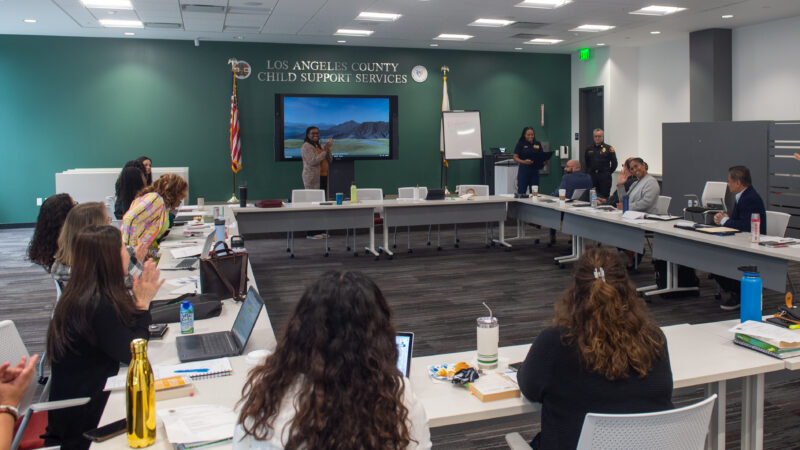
xmin=346 ymin=246 xmax=351 ymax=251
xmin=454 ymin=244 xmax=459 ymax=248
xmin=374 ymin=256 xmax=380 ymax=261
xmin=354 ymin=252 xmax=359 ymax=257
xmin=323 ymin=253 xmax=329 ymax=257
xmin=408 ymin=249 xmax=413 ymax=253
xmin=286 ymin=248 xmax=290 ymax=253
xmin=456 ymin=239 xmax=461 ymax=243
xmin=378 ymin=249 xmax=383 ymax=254
xmin=289 ymin=254 xmax=294 ymax=259
xmin=392 ymin=245 xmax=397 ymax=249
xmin=534 ymin=239 xmax=540 ymax=244
xmin=427 ymin=242 xmax=431 ymax=246
xmin=714 ymin=293 xmax=721 ymax=300
xmin=644 ymin=296 xmax=653 ymax=304
xmin=437 ymin=246 xmax=442 ymax=251
xmin=559 ymin=264 xmax=565 ymax=269
xmin=554 ymin=260 xmax=560 ymax=265
xmin=388 ymin=255 xmax=393 ymax=260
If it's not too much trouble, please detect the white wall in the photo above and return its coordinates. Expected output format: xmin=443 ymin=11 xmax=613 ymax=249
xmin=571 ymin=46 xmax=609 ymax=159
xmin=607 ymin=46 xmax=639 ymax=170
xmin=733 ymin=15 xmax=800 ymax=121
xmin=637 ymin=37 xmax=690 ymax=175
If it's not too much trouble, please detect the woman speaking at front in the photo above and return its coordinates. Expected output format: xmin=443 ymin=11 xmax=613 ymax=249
xmin=513 ymin=127 xmax=546 ymax=195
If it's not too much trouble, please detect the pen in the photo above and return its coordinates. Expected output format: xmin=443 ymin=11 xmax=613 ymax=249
xmin=174 ymin=368 xmax=209 ymax=373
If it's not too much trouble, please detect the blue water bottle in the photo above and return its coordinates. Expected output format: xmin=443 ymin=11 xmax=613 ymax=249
xmin=739 ymin=266 xmax=762 ymax=323
xmin=180 ymin=300 xmax=194 ymax=334
xmin=622 ymin=195 xmax=629 ymax=213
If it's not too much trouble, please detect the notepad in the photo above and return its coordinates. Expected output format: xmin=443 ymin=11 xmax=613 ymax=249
xmin=104 ymin=357 xmax=233 ymax=391
xmin=159 ymin=404 xmax=237 ymax=444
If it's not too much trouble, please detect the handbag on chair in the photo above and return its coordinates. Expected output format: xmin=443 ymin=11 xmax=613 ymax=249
xmin=199 ymin=242 xmax=249 ymax=301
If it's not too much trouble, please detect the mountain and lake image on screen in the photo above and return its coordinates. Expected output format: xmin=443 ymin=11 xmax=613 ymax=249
xmin=280 ymin=96 xmax=393 ymax=160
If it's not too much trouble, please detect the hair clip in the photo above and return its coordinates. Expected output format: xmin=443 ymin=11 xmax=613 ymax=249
xmin=593 ymin=267 xmax=606 ymax=282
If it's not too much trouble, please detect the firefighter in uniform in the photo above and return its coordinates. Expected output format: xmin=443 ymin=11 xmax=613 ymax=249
xmin=584 ymin=128 xmax=617 ymax=198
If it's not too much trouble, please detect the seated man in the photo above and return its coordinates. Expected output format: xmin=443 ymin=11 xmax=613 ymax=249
xmin=549 ymin=159 xmax=593 ymax=244
xmin=712 ymin=165 xmax=767 ymax=310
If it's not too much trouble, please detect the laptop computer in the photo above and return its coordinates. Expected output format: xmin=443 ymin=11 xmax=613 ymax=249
xmin=395 ymin=332 xmax=414 ymax=377
xmin=161 ymin=233 xmax=215 ymax=271
xmin=176 ymin=286 xmax=264 ymax=362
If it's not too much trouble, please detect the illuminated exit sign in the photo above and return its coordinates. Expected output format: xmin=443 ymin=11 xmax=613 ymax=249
xmin=579 ymin=48 xmax=590 ymax=60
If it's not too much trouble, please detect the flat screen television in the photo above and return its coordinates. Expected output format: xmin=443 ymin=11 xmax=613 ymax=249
xmin=275 ymin=94 xmax=398 ymax=161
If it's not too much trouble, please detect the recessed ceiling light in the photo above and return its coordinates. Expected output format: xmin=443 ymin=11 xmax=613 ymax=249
xmin=629 ymin=5 xmax=686 ymax=16
xmin=470 ymin=18 xmax=515 ymax=27
xmin=515 ymin=0 xmax=571 ymax=9
xmin=98 ymin=19 xmax=143 ymax=28
xmin=434 ymin=33 xmax=473 ymax=41
xmin=23 ymin=19 xmax=37 ymax=23
xmin=337 ymin=40 xmax=346 ymax=43
xmin=124 ymin=32 xmax=135 ymax=35
xmin=525 ymin=38 xmax=563 ymax=45
xmin=570 ymin=24 xmax=615 ymax=32
xmin=334 ymin=29 xmax=374 ymax=37
xmin=356 ymin=12 xmax=401 ymax=22
xmin=429 ymin=43 xmax=439 ymax=47
xmin=722 ymin=14 xmax=734 ymax=19
xmin=597 ymin=43 xmax=606 ymax=46
xmin=515 ymin=47 xmax=523 ymax=50
xmin=233 ymin=36 xmax=244 ymax=40
xmin=81 ymin=0 xmax=133 ymax=10
xmin=650 ymin=30 xmax=661 ymax=34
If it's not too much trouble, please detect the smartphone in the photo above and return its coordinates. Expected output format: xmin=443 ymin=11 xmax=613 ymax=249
xmin=149 ymin=323 xmax=168 ymax=339
xmin=83 ymin=418 xmax=126 ymax=442
xmin=509 ymin=362 xmax=523 ymax=371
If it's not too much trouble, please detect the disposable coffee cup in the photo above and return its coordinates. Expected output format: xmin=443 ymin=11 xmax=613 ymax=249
xmin=197 ymin=197 xmax=205 ymax=209
xmin=476 ymin=316 xmax=499 ymax=369
xmin=533 ymin=185 xmax=539 ymax=197
xmin=559 ymin=189 xmax=566 ymax=201
xmin=336 ymin=193 xmax=344 ymax=205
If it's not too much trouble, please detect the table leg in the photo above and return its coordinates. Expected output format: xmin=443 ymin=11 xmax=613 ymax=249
xmin=493 ymin=220 xmax=511 ymax=247
xmin=555 ymin=235 xmax=582 ymax=263
xmin=365 ymin=224 xmax=379 ymax=256
xmin=742 ymin=374 xmax=764 ymax=450
xmin=638 ymin=261 xmax=699 ymax=296
xmin=382 ymin=222 xmax=394 ymax=256
xmin=705 ymin=381 xmax=726 ymax=450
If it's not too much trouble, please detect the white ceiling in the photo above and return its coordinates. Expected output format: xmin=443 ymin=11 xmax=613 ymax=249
xmin=2 ymin=0 xmax=800 ymax=53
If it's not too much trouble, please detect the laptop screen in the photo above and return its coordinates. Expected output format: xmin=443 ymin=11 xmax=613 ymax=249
xmin=231 ymin=287 xmax=263 ymax=348
xmin=395 ymin=332 xmax=414 ymax=377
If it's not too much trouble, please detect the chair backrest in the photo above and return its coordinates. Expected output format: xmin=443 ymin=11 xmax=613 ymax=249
xmin=398 ymin=187 xmax=428 ymax=199
xmin=0 ymin=321 xmax=37 ymax=414
xmin=655 ymin=196 xmax=671 ymax=215
xmin=701 ymin=181 xmax=727 ymax=208
xmin=355 ymin=188 xmax=383 ymax=201
xmin=456 ymin=185 xmax=490 ymax=196
xmin=291 ymin=189 xmax=325 ymax=203
xmin=767 ymin=210 xmax=791 ymax=237
xmin=575 ymin=394 xmax=717 ymax=450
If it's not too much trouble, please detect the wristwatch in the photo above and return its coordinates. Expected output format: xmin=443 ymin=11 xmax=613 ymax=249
xmin=0 ymin=404 xmax=19 ymax=421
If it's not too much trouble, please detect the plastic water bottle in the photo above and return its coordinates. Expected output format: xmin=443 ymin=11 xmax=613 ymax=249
xmin=751 ymin=213 xmax=760 ymax=243
xmin=622 ymin=196 xmax=629 ymax=213
xmin=739 ymin=266 xmax=762 ymax=323
xmin=350 ymin=182 xmax=357 ymax=203
xmin=214 ymin=218 xmax=226 ymax=244
xmin=180 ymin=300 xmax=194 ymax=334
xmin=590 ymin=189 xmax=598 ymax=208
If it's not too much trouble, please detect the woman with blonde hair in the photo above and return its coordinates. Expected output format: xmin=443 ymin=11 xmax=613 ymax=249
xmin=517 ymin=248 xmax=673 ymax=450
xmin=121 ymin=173 xmax=187 ymax=248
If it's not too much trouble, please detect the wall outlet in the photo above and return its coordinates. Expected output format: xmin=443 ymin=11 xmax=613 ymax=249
xmin=36 ymin=197 xmax=43 ymax=206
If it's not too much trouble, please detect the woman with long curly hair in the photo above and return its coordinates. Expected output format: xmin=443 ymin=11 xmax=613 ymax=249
xmin=234 ymin=271 xmax=431 ymax=449
xmin=517 ymin=248 xmax=673 ymax=450
xmin=121 ymin=173 xmax=187 ymax=248
xmin=27 ymin=193 xmax=74 ymax=272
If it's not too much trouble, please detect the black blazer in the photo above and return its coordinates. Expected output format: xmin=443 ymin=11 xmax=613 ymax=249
xmin=726 ymin=186 xmax=766 ymax=233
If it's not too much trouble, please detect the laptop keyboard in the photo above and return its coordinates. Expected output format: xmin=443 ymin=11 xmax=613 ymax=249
xmin=201 ymin=333 xmax=236 ymax=355
xmin=176 ymin=258 xmax=197 ymax=268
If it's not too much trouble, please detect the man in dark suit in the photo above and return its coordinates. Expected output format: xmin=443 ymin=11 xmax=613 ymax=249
xmin=712 ymin=165 xmax=767 ymax=310
xmin=549 ymin=160 xmax=594 ymax=244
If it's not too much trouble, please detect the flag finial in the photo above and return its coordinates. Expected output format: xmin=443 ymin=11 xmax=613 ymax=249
xmin=440 ymin=65 xmax=449 ymax=75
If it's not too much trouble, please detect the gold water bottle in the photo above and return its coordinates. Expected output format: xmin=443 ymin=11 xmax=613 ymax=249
xmin=126 ymin=338 xmax=156 ymax=447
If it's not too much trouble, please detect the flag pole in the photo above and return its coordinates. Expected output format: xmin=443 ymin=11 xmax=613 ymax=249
xmin=440 ymin=65 xmax=451 ymax=195
xmin=227 ymin=58 xmax=240 ymax=204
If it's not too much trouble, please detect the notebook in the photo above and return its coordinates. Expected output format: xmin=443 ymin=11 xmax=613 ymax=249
xmin=395 ymin=332 xmax=414 ymax=377
xmin=176 ymin=286 xmax=263 ymax=362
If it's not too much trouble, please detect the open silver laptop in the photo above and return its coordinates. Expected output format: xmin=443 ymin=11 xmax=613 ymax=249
xmin=176 ymin=287 xmax=264 ymax=362
xmin=161 ymin=233 xmax=215 ymax=271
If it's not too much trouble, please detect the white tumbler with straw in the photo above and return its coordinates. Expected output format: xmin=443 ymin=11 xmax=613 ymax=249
xmin=477 ymin=302 xmax=499 ymax=370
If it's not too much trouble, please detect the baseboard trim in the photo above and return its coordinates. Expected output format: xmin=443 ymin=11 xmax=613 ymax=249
xmin=0 ymin=223 xmax=35 ymax=229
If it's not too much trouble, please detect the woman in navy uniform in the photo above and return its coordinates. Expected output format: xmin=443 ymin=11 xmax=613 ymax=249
xmin=513 ymin=127 xmax=547 ymax=195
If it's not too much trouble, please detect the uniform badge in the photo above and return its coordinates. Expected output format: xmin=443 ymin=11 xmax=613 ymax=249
xmin=609 ymin=146 xmax=615 ymax=153
xmin=534 ymin=145 xmax=540 ymax=149
xmin=602 ymin=147 xmax=606 ymax=153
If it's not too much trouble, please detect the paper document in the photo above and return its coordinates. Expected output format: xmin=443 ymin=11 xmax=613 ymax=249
xmin=105 ymin=358 xmax=232 ymax=391
xmin=729 ymin=321 xmax=800 ymax=345
xmin=622 ymin=211 xmax=646 ymax=220
xmin=171 ymin=245 xmax=204 ymax=259
xmin=159 ymin=240 xmax=202 ymax=249
xmin=159 ymin=404 xmax=237 ymax=444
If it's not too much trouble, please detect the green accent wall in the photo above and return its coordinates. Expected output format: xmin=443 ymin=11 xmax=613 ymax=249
xmin=0 ymin=35 xmax=571 ymax=224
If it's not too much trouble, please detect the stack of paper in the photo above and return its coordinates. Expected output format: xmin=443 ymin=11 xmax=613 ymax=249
xmin=159 ymin=404 xmax=237 ymax=446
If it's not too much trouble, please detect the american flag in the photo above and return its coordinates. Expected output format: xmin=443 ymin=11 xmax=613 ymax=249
xmin=229 ymin=71 xmax=242 ymax=173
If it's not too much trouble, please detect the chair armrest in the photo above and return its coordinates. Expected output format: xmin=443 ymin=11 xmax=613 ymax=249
xmin=505 ymin=432 xmax=532 ymax=450
xmin=29 ymin=397 xmax=91 ymax=412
